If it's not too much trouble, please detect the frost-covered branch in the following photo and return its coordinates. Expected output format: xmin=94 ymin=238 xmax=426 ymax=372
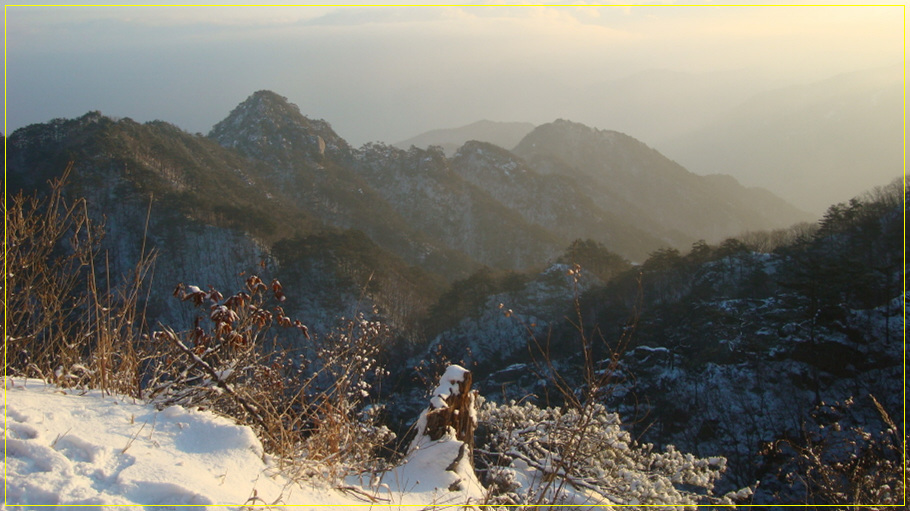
xmin=476 ymin=398 xmax=746 ymax=507
xmin=153 ymin=327 xmax=266 ymax=427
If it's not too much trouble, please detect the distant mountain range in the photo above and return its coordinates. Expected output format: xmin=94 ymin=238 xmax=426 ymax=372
xmin=395 ymin=68 xmax=902 ymax=217
xmin=393 ymin=120 xmax=535 ymax=156
xmin=656 ymin=68 xmax=903 ymax=215
xmin=7 ymin=90 xmax=814 ymax=334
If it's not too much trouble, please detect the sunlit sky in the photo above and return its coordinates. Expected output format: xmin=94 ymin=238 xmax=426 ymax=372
xmin=3 ymin=2 xmax=905 ymax=147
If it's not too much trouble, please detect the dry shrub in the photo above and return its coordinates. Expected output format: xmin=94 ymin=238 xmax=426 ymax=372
xmin=300 ymin=314 xmax=395 ymax=475
xmin=767 ymin=395 xmax=907 ymax=508
xmin=146 ymin=277 xmax=394 ymax=481
xmin=3 ymin=165 xmax=154 ymax=396
xmin=5 ymin=167 xmax=393 ymax=483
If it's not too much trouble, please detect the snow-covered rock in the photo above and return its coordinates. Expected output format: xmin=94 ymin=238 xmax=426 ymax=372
xmin=386 ymin=365 xmax=484 ymax=503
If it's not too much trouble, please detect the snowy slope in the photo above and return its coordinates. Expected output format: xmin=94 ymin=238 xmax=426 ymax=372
xmin=2 ymin=379 xmax=486 ymax=509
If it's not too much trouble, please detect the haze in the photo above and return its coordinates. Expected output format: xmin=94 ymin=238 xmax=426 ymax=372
xmin=4 ymin=2 xmax=905 ymax=214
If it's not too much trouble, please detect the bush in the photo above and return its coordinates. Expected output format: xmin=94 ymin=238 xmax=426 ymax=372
xmin=146 ymin=276 xmax=395 ymax=480
xmin=4 ymin=169 xmax=394 ymax=483
xmin=476 ymin=397 xmax=747 ymax=508
xmin=3 ymin=165 xmax=154 ymax=396
xmin=765 ymin=395 xmax=907 ymax=508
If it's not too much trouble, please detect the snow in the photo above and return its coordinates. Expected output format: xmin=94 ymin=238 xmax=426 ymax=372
xmin=393 ymin=365 xmax=485 ymax=504
xmin=383 ymin=430 xmax=485 ymax=505
xmin=3 ymin=378 xmax=485 ymax=509
xmin=431 ymin=364 xmax=469 ymax=407
xmin=184 ymin=285 xmax=204 ymax=296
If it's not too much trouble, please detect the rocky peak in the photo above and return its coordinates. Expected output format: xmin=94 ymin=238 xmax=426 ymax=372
xmin=208 ymin=90 xmax=351 ymax=165
xmin=513 ymin=119 xmax=640 ymax=162
xmin=352 ymin=144 xmax=457 ymax=192
xmin=513 ymin=119 xmax=697 ymax=188
xmin=452 ymin=140 xmax=530 ymax=179
xmin=454 ymin=140 xmax=513 ymax=161
xmin=10 ymin=111 xmax=110 ymax=150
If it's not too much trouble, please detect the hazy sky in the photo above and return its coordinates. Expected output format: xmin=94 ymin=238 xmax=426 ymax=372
xmin=5 ymin=2 xmax=903 ymax=148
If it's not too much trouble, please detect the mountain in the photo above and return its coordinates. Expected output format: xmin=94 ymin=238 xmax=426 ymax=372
xmin=450 ymin=140 xmax=668 ymax=262
xmin=393 ymin=120 xmax=535 ymax=156
xmin=351 ymin=142 xmax=564 ymax=269
xmin=512 ymin=120 xmax=815 ymax=247
xmin=588 ymin=182 xmax=906 ymax=501
xmin=210 ymin=90 xmax=354 ymax=169
xmin=5 ymin=109 xmax=445 ymax=336
xmin=207 ymin=91 xmax=479 ymax=280
xmin=7 ymin=112 xmax=294 ymax=325
xmin=657 ymin=68 xmax=903 ymax=215
xmin=8 ymin=90 xmax=903 ymax=508
xmin=400 ymin=178 xmax=905 ymax=502
xmin=6 ymin=90 xmax=815 ymax=339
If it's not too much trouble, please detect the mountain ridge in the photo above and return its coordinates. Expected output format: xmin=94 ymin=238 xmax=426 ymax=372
xmin=513 ymin=119 xmax=814 ymax=244
xmin=7 ymin=90 xmax=820 ymax=334
xmin=393 ymin=119 xmax=535 ymax=156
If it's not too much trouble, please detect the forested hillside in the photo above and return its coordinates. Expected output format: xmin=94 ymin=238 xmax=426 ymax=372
xmin=400 ymin=178 xmax=905 ymax=504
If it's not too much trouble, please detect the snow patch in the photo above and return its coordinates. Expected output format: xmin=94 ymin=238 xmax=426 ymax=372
xmin=2 ymin=378 xmax=483 ymax=508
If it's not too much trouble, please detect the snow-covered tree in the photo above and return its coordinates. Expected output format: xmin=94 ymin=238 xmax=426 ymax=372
xmin=476 ymin=397 xmax=751 ymax=508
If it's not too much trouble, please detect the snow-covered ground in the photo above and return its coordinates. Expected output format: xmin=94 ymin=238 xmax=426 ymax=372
xmin=2 ymin=378 xmax=484 ymax=509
